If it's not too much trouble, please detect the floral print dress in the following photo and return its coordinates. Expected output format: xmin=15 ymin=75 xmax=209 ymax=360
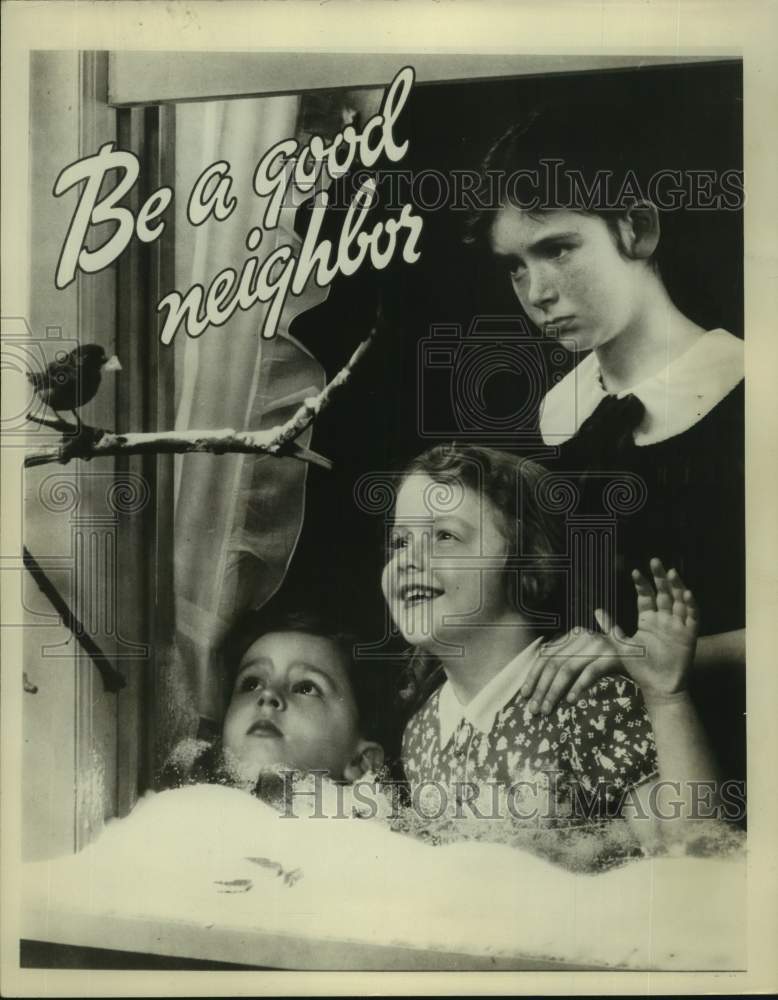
xmin=401 ymin=674 xmax=658 ymax=825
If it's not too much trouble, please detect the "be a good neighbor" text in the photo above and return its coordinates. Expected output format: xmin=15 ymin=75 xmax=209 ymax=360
xmin=53 ymin=67 xmax=422 ymax=343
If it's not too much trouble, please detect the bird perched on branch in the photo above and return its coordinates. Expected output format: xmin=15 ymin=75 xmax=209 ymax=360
xmin=27 ymin=343 xmax=122 ymax=429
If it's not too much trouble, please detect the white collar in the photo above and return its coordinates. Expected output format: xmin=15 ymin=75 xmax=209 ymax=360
xmin=437 ymin=637 xmax=544 ymax=747
xmin=539 ymin=328 xmax=744 ymax=447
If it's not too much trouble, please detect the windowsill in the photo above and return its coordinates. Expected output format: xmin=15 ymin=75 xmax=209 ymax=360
xmin=19 ymin=915 xmax=577 ymax=972
xmin=20 ymin=784 xmax=747 ymax=972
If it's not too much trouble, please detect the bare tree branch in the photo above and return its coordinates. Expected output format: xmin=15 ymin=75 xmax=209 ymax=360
xmin=24 ymin=324 xmax=378 ymax=471
xmin=22 ymin=545 xmax=126 ymax=693
xmin=24 ymin=425 xmax=334 ymax=470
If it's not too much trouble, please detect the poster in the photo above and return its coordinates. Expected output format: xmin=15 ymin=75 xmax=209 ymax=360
xmin=2 ymin=1 xmax=777 ymax=996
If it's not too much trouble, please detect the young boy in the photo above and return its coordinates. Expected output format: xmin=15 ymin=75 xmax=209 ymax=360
xmin=163 ymin=610 xmax=386 ymax=793
xmin=222 ymin=611 xmax=385 ymax=785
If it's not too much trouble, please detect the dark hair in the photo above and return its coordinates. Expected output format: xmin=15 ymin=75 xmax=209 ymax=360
xmin=221 ymin=607 xmax=392 ymax=746
xmin=221 ymin=608 xmax=354 ymax=687
xmin=394 ymin=443 xmax=565 ymax=713
xmin=160 ymin=608 xmax=392 ymax=791
xmin=464 ymin=102 xmax=663 ymax=271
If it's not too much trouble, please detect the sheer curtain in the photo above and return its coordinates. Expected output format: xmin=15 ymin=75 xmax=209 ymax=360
xmin=168 ymin=95 xmax=327 ymax=737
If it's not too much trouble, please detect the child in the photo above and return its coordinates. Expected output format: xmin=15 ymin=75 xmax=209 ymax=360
xmin=382 ymin=443 xmax=721 ymax=847
xmin=163 ymin=610 xmax=385 ymax=794
xmin=464 ymin=104 xmax=745 ymax=791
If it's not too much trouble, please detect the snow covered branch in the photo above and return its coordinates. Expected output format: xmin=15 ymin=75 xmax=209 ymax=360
xmin=24 ymin=325 xmax=378 ymax=472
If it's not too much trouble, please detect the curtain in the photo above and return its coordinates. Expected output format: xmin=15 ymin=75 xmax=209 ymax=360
xmin=168 ymin=95 xmax=328 ymax=734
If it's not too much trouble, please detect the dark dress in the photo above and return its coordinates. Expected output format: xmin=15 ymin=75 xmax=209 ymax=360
xmin=545 ymin=379 xmax=746 ymax=795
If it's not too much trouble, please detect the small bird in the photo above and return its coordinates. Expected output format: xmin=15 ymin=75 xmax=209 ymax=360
xmin=27 ymin=343 xmax=122 ymax=428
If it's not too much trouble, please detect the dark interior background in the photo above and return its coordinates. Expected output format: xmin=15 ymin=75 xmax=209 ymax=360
xmin=270 ymin=59 xmax=742 ymax=750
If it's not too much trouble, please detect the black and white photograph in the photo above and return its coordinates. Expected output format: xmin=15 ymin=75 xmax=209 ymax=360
xmin=1 ymin=1 xmax=777 ymax=995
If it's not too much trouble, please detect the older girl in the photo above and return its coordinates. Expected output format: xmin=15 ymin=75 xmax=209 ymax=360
xmin=466 ymin=105 xmax=745 ymax=788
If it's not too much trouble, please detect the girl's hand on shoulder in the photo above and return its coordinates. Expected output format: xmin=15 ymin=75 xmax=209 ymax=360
xmin=595 ymin=557 xmax=699 ymax=704
xmin=522 ymin=628 xmax=622 ymax=715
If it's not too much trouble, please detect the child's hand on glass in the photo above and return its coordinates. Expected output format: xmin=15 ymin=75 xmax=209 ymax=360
xmin=595 ymin=557 xmax=699 ymax=702
xmin=522 ymin=629 xmax=622 ymax=714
